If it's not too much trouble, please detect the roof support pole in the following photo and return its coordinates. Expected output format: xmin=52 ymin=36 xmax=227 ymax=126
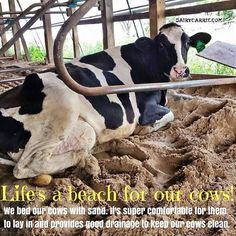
xmin=8 ymin=0 xmax=21 ymax=59
xmin=67 ymin=8 xmax=80 ymax=58
xmin=101 ymin=0 xmax=115 ymax=49
xmin=41 ymin=0 xmax=54 ymax=64
xmin=0 ymin=3 xmax=8 ymax=56
xmin=149 ymin=0 xmax=165 ymax=39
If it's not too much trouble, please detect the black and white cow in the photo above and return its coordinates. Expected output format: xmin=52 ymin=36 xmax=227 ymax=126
xmin=0 ymin=23 xmax=211 ymax=179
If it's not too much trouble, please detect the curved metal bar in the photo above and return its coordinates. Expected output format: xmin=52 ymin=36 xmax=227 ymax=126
xmin=53 ymin=0 xmax=101 ymax=96
xmin=0 ymin=0 xmax=57 ymax=56
xmin=53 ymin=1 xmax=236 ymax=96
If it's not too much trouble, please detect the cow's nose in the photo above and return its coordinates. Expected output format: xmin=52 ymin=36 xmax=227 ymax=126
xmin=173 ymin=66 xmax=189 ymax=77
xmin=183 ymin=67 xmax=190 ymax=77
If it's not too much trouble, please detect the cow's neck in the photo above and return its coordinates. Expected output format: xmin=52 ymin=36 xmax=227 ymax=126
xmin=120 ymin=42 xmax=170 ymax=85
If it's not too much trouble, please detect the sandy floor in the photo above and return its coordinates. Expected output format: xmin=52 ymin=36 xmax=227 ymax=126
xmin=0 ymin=67 xmax=235 ymax=235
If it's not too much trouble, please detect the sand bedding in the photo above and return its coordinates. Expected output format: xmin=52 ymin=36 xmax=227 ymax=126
xmin=0 ymin=70 xmax=235 ymax=236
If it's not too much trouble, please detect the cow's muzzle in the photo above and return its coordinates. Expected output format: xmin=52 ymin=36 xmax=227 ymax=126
xmin=169 ymin=65 xmax=190 ymax=80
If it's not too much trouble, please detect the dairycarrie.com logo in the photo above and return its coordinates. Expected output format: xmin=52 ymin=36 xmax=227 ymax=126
xmin=176 ymin=17 xmax=224 ymax=23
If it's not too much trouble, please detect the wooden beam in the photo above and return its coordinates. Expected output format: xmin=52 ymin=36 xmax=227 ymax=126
xmin=41 ymin=0 xmax=53 ymax=64
xmin=191 ymin=74 xmax=235 ymax=80
xmin=101 ymin=0 xmax=115 ymax=49
xmin=149 ymin=0 xmax=165 ymax=39
xmin=8 ymin=0 xmax=21 ymax=59
xmin=67 ymin=8 xmax=80 ymax=58
xmin=0 ymin=3 xmax=8 ymax=56
xmin=77 ymin=12 xmax=148 ymax=25
xmin=0 ymin=56 xmax=14 ymax=60
xmin=166 ymin=0 xmax=236 ymax=16
xmin=15 ymin=0 xmax=31 ymax=61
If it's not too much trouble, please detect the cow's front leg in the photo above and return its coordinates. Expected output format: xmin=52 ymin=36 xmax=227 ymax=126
xmin=81 ymin=154 xmax=101 ymax=176
xmin=28 ymin=153 xmax=100 ymax=187
xmin=135 ymin=104 xmax=174 ymax=135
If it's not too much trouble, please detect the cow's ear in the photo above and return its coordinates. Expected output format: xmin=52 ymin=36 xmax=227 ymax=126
xmin=135 ymin=37 xmax=154 ymax=52
xmin=189 ymin=32 xmax=211 ymax=52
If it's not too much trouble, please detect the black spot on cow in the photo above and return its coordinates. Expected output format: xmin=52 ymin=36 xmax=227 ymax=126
xmin=0 ymin=111 xmax=31 ymax=153
xmin=0 ymin=73 xmax=46 ymax=115
xmin=19 ymin=74 xmax=46 ymax=114
xmin=103 ymin=71 xmax=134 ymax=124
xmin=121 ymin=36 xmax=176 ymax=85
xmin=80 ymin=51 xmax=116 ymax=71
xmin=181 ymin=32 xmax=190 ymax=63
xmin=64 ymin=63 xmax=123 ymax=129
xmin=159 ymin=22 xmax=181 ymax=31
xmin=120 ymin=37 xmax=174 ymax=122
xmin=154 ymin=34 xmax=178 ymax=73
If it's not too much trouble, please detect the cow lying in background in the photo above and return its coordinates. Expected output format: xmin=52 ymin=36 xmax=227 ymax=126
xmin=0 ymin=23 xmax=211 ymax=179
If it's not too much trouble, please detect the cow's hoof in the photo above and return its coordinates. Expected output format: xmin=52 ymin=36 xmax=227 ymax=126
xmin=84 ymin=155 xmax=101 ymax=177
xmin=134 ymin=125 xmax=152 ymax=135
xmin=28 ymin=174 xmax=53 ymax=187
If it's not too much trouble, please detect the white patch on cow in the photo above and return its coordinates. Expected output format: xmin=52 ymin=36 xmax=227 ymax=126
xmin=160 ymin=26 xmax=185 ymax=65
xmin=160 ymin=26 xmax=188 ymax=80
xmin=13 ymin=118 xmax=97 ymax=178
xmin=0 ymin=108 xmax=7 ymax=116
xmin=105 ymin=47 xmax=133 ymax=84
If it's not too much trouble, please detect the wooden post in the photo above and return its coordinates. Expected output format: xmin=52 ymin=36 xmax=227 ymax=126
xmin=41 ymin=0 xmax=53 ymax=64
xmin=0 ymin=3 xmax=8 ymax=56
xmin=101 ymin=0 xmax=115 ymax=49
xmin=149 ymin=0 xmax=165 ymax=39
xmin=15 ymin=22 xmax=31 ymax=61
xmin=15 ymin=0 xmax=31 ymax=61
xmin=8 ymin=0 xmax=21 ymax=59
xmin=67 ymin=8 xmax=80 ymax=58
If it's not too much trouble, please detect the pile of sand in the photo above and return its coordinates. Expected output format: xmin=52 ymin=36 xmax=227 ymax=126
xmin=0 ymin=80 xmax=236 ymax=235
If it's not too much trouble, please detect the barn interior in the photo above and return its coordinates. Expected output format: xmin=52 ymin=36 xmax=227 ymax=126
xmin=0 ymin=0 xmax=236 ymax=235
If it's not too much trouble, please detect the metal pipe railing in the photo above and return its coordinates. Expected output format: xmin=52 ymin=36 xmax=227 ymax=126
xmin=0 ymin=0 xmax=58 ymax=56
xmin=0 ymin=2 xmax=83 ymax=15
xmin=1 ymin=76 xmax=236 ymax=94
xmin=0 ymin=65 xmax=54 ymax=74
xmin=0 ymin=3 xmax=43 ymax=36
xmin=0 ymin=2 xmax=78 ymax=35
xmin=1 ymin=2 xmax=69 ymax=15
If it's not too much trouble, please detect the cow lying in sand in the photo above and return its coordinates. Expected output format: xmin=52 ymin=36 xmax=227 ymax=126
xmin=0 ymin=23 xmax=211 ymax=180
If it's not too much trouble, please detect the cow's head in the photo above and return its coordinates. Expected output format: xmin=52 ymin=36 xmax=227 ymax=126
xmin=155 ymin=23 xmax=211 ymax=80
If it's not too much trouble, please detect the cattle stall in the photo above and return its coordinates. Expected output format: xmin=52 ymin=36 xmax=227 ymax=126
xmin=0 ymin=1 xmax=236 ymax=236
